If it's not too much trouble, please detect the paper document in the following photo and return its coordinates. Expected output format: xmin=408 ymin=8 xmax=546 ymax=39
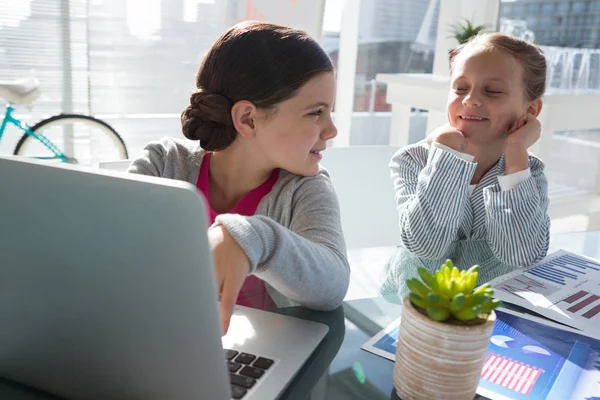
xmin=361 ymin=308 xmax=600 ymax=400
xmin=488 ymin=250 xmax=600 ymax=338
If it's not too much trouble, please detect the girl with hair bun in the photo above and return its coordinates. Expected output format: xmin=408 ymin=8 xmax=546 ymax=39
xmin=129 ymin=21 xmax=348 ymax=334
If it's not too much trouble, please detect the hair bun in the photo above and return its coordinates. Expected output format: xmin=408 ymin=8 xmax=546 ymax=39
xmin=181 ymin=89 xmax=236 ymax=151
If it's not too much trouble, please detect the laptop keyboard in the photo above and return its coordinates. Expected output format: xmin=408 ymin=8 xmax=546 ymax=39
xmin=225 ymin=349 xmax=275 ymax=399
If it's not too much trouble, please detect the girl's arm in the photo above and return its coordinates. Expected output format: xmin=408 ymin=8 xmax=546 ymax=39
xmin=214 ymin=172 xmax=350 ymax=311
xmin=390 ymin=144 xmax=476 ymax=259
xmin=483 ymin=155 xmax=550 ymax=266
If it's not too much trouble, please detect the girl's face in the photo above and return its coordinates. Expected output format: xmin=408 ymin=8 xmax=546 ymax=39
xmin=447 ymin=46 xmax=534 ymax=146
xmin=254 ymin=72 xmax=337 ymax=177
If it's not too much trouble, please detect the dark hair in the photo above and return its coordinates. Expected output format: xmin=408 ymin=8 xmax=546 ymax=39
xmin=181 ymin=21 xmax=334 ymax=151
xmin=449 ymin=32 xmax=547 ymax=101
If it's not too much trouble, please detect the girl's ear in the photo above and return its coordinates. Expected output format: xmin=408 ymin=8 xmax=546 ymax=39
xmin=231 ymin=100 xmax=257 ymax=139
xmin=527 ymin=98 xmax=543 ymax=117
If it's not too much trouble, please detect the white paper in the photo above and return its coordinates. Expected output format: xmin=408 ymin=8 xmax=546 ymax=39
xmin=487 ymin=250 xmax=600 ymax=339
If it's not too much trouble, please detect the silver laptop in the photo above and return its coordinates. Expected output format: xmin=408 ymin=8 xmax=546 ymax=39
xmin=0 ymin=156 xmax=329 ymax=400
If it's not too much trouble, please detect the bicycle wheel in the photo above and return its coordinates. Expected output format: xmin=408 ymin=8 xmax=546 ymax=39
xmin=14 ymin=114 xmax=128 ymax=166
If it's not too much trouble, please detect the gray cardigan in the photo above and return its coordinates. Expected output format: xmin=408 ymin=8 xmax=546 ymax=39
xmin=127 ymin=137 xmax=350 ymax=310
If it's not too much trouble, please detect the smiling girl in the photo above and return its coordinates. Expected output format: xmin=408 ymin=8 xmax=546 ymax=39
xmin=388 ymin=32 xmax=550 ymax=291
xmin=128 ymin=21 xmax=349 ymax=334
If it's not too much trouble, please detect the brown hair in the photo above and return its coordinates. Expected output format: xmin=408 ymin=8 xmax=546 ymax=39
xmin=450 ymin=32 xmax=547 ymax=101
xmin=181 ymin=21 xmax=334 ymax=151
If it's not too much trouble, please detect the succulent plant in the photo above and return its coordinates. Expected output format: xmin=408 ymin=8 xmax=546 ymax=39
xmin=407 ymin=260 xmax=502 ymax=323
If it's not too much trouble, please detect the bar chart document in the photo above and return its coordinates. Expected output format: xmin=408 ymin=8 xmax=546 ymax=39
xmin=362 ymin=309 xmax=600 ymax=400
xmin=488 ymin=250 xmax=600 ymax=338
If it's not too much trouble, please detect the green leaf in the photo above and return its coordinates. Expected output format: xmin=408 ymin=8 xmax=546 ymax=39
xmin=417 ymin=267 xmax=434 ymax=287
xmin=449 ymin=279 xmax=458 ymax=297
xmin=443 ymin=262 xmax=452 ymax=281
xmin=434 ymin=271 xmax=445 ymax=295
xmin=467 ymin=265 xmax=480 ymax=274
xmin=427 ymin=292 xmax=441 ymax=304
xmin=427 ymin=307 xmax=450 ymax=322
xmin=449 ymin=293 xmax=466 ymax=313
xmin=464 ymin=273 xmax=478 ymax=293
xmin=451 ymin=266 xmax=460 ymax=279
xmin=465 ymin=293 xmax=491 ymax=308
xmin=454 ymin=276 xmax=464 ymax=294
xmin=482 ymin=299 xmax=502 ymax=313
xmin=435 ymin=270 xmax=450 ymax=298
xmin=409 ymin=293 xmax=430 ymax=309
xmin=447 ymin=18 xmax=490 ymax=44
xmin=407 ymin=278 xmax=431 ymax=298
xmin=429 ymin=275 xmax=440 ymax=294
xmin=473 ymin=283 xmax=493 ymax=296
xmin=454 ymin=305 xmax=482 ymax=321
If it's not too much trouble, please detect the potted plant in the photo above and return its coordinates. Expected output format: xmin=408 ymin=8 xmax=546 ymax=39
xmin=449 ymin=18 xmax=490 ymax=45
xmin=448 ymin=19 xmax=490 ymax=62
xmin=393 ymin=260 xmax=501 ymax=400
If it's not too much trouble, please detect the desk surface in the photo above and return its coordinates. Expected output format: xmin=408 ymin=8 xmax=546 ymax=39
xmin=1 ymin=230 xmax=598 ymax=399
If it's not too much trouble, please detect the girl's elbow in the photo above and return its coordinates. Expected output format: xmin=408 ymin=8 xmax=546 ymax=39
xmin=320 ymin=267 xmax=350 ymax=310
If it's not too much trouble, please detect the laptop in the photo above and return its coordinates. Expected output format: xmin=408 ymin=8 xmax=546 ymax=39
xmin=0 ymin=156 xmax=329 ymax=400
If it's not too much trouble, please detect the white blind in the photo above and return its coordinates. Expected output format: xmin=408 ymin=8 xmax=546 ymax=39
xmin=86 ymin=0 xmax=228 ymax=152
xmin=0 ymin=0 xmax=88 ymax=152
xmin=0 ymin=0 xmax=88 ymax=115
xmin=0 ymin=0 xmax=228 ymax=153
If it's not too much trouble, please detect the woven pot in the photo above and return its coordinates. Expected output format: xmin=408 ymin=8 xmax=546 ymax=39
xmin=394 ymin=296 xmax=496 ymax=400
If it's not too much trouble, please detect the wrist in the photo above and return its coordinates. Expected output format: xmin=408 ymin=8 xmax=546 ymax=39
xmin=504 ymin=146 xmax=529 ymax=175
xmin=434 ymin=134 xmax=466 ymax=153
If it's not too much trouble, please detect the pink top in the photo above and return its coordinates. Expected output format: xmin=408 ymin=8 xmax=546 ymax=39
xmin=197 ymin=152 xmax=280 ymax=309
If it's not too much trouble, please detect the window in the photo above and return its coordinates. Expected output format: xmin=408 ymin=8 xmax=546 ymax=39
xmin=329 ymin=0 xmax=439 ymax=114
xmin=0 ymin=1 xmax=87 ymax=116
xmin=540 ymin=16 xmax=554 ymax=28
xmin=572 ymin=2 xmax=588 ymax=13
xmin=512 ymin=3 xmax=526 ymax=15
xmin=0 ymin=0 xmax=89 ymax=152
xmin=86 ymin=0 xmax=228 ymax=151
xmin=526 ymin=3 xmax=541 ymax=14
xmin=541 ymin=2 xmax=555 ymax=14
xmin=0 ymin=0 xmax=232 ymax=154
xmin=565 ymin=29 xmax=578 ymax=44
xmin=502 ymin=4 xmax=514 ymax=18
xmin=557 ymin=2 xmax=570 ymax=13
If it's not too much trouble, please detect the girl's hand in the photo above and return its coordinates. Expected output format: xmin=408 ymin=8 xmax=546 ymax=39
xmin=208 ymin=225 xmax=250 ymax=335
xmin=427 ymin=124 xmax=468 ymax=153
xmin=505 ymin=114 xmax=541 ymax=152
xmin=504 ymin=114 xmax=541 ymax=174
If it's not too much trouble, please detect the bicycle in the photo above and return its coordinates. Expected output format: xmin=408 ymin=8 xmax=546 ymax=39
xmin=0 ymin=77 xmax=128 ymax=166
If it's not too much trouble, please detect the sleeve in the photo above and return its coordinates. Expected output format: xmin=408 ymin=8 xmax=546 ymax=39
xmin=213 ymin=172 xmax=350 ymax=311
xmin=126 ymin=140 xmax=166 ymax=177
xmin=390 ymin=145 xmax=477 ymax=259
xmin=497 ymin=168 xmax=531 ymax=192
xmin=431 ymin=142 xmax=475 ymax=162
xmin=483 ymin=156 xmax=550 ymax=266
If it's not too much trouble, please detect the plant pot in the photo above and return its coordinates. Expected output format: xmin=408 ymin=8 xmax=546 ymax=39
xmin=393 ymin=296 xmax=496 ymax=400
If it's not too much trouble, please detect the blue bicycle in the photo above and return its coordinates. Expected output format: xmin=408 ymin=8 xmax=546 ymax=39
xmin=0 ymin=77 xmax=128 ymax=166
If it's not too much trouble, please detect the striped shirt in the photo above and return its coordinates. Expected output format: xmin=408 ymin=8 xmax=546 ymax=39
xmin=382 ymin=141 xmax=550 ymax=298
